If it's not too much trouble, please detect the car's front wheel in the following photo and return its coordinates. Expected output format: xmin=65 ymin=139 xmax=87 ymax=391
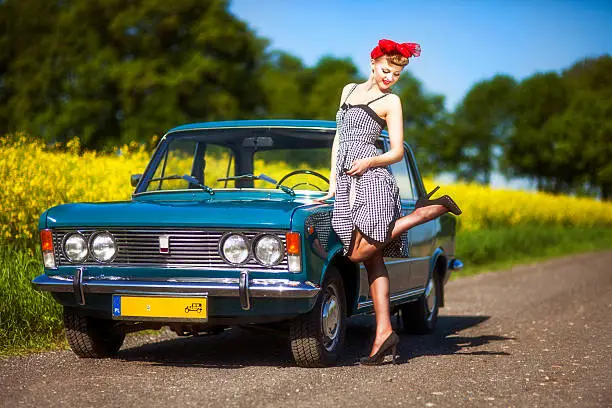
xmin=289 ymin=267 xmax=346 ymax=367
xmin=400 ymin=270 xmax=441 ymax=334
xmin=63 ymin=308 xmax=125 ymax=358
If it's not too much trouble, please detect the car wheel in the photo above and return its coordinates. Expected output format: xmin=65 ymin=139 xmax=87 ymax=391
xmin=289 ymin=267 xmax=346 ymax=367
xmin=401 ymin=270 xmax=441 ymax=334
xmin=63 ymin=308 xmax=125 ymax=358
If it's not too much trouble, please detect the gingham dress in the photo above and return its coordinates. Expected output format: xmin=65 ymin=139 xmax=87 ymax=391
xmin=331 ymin=84 xmax=404 ymax=256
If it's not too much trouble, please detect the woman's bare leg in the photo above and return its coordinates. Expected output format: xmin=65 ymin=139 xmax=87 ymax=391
xmin=348 ymin=229 xmax=379 ymax=263
xmin=348 ymin=205 xmax=448 ymax=263
xmin=363 ymin=250 xmax=393 ymax=357
xmin=389 ymin=204 xmax=447 ymax=240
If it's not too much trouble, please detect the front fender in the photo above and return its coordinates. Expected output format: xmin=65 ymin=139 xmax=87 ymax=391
xmin=292 ymin=205 xmax=361 ymax=314
xmin=39 ymin=209 xmax=49 ymax=230
xmin=320 ymin=242 xmax=345 ymax=284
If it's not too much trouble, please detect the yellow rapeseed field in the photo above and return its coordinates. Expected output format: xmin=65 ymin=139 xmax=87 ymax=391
xmin=2 ymin=134 xmax=612 ymax=247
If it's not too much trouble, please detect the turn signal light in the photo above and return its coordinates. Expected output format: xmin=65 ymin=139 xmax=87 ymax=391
xmin=40 ymin=229 xmax=56 ymax=269
xmin=41 ymin=229 xmax=53 ymax=252
xmin=285 ymin=232 xmax=301 ymax=273
xmin=285 ymin=232 xmax=301 ymax=255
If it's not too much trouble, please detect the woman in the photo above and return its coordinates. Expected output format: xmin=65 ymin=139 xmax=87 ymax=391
xmin=314 ymin=39 xmax=461 ymax=365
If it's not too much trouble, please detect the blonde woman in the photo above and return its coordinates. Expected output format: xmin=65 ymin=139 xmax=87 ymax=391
xmin=315 ymin=39 xmax=461 ymax=365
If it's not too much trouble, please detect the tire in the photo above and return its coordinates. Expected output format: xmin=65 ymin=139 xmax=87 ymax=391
xmin=400 ymin=270 xmax=441 ymax=334
xmin=289 ymin=267 xmax=346 ymax=367
xmin=63 ymin=308 xmax=125 ymax=358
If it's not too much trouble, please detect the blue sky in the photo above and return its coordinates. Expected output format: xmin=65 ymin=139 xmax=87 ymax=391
xmin=230 ymin=0 xmax=612 ymax=110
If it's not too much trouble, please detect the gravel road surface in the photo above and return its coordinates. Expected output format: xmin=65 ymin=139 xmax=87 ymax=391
xmin=1 ymin=251 xmax=611 ymax=407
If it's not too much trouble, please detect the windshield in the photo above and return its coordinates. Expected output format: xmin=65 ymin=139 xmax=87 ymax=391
xmin=142 ymin=129 xmax=334 ymax=194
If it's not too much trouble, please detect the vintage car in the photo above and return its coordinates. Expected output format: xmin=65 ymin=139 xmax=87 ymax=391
xmin=33 ymin=120 xmax=462 ymax=367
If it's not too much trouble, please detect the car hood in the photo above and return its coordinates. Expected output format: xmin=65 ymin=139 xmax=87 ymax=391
xmin=44 ymin=197 xmax=321 ymax=229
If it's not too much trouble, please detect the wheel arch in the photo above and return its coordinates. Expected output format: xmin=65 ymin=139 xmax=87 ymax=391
xmin=320 ymin=247 xmax=360 ymax=317
xmin=430 ymin=248 xmax=448 ymax=307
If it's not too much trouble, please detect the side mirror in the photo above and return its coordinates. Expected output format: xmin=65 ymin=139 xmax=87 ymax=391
xmin=131 ymin=174 xmax=142 ymax=187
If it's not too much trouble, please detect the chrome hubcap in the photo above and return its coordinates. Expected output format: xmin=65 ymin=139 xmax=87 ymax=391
xmin=425 ymin=276 xmax=436 ymax=322
xmin=321 ymin=285 xmax=340 ymax=351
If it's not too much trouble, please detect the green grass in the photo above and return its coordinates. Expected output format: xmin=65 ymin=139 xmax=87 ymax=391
xmin=454 ymin=225 xmax=612 ymax=277
xmin=0 ymin=246 xmax=65 ymax=356
xmin=1 ymin=226 xmax=611 ymax=356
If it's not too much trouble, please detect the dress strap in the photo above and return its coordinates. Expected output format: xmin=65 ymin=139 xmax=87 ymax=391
xmin=342 ymin=84 xmax=358 ymax=105
xmin=366 ymin=93 xmax=390 ymax=105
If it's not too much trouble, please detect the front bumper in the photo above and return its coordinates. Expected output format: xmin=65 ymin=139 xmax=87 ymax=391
xmin=33 ymin=271 xmax=320 ymax=315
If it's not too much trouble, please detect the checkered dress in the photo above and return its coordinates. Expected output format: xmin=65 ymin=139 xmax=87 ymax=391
xmin=331 ymin=85 xmax=404 ymax=256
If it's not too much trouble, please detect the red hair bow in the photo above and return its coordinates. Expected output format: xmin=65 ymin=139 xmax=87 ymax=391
xmin=371 ymin=39 xmax=421 ymax=59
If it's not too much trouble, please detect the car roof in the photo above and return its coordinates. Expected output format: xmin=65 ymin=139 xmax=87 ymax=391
xmin=166 ymin=120 xmax=389 ymax=136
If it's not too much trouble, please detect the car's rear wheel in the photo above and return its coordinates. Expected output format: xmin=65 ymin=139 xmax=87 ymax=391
xmin=289 ymin=267 xmax=346 ymax=367
xmin=400 ymin=270 xmax=441 ymax=334
xmin=63 ymin=308 xmax=125 ymax=358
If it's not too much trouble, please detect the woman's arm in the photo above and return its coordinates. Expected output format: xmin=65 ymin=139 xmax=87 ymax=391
xmin=313 ymin=129 xmax=339 ymax=203
xmin=345 ymin=94 xmax=404 ymax=176
xmin=329 ymin=129 xmax=339 ymax=185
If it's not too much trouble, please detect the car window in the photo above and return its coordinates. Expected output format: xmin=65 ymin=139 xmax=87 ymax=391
xmin=384 ymin=142 xmax=416 ymax=201
xmin=141 ymin=129 xmax=336 ymax=193
xmin=147 ymin=139 xmax=197 ymax=192
xmin=146 ymin=140 xmax=233 ymax=192
xmin=204 ymin=144 xmax=233 ymax=188
xmin=254 ymin=148 xmax=330 ymax=191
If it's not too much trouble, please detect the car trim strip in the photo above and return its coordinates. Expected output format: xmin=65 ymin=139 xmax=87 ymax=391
xmin=51 ymin=228 xmax=289 ymax=271
xmin=356 ymin=287 xmax=425 ymax=310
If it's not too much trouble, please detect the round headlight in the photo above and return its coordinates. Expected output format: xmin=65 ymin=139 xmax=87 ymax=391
xmin=64 ymin=233 xmax=88 ymax=262
xmin=220 ymin=234 xmax=249 ymax=264
xmin=90 ymin=232 xmax=116 ymax=262
xmin=253 ymin=234 xmax=284 ymax=266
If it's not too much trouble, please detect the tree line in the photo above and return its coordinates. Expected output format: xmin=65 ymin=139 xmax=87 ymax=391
xmin=1 ymin=0 xmax=610 ymax=199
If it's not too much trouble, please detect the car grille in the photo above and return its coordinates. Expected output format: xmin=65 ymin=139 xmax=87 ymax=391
xmin=52 ymin=228 xmax=289 ymax=271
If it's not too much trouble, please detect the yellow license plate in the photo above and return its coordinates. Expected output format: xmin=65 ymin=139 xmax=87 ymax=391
xmin=112 ymin=295 xmax=207 ymax=320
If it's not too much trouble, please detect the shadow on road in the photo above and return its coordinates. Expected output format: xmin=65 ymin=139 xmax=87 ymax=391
xmin=116 ymin=313 xmax=512 ymax=368
xmin=394 ymin=315 xmax=514 ymax=364
xmin=342 ymin=314 xmax=512 ymax=366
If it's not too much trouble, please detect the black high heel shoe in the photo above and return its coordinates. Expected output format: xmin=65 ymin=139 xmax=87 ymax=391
xmin=359 ymin=331 xmax=400 ymax=365
xmin=415 ymin=185 xmax=462 ymax=215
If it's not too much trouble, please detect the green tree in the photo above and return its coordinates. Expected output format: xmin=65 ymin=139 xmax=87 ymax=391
xmin=563 ymin=55 xmax=612 ymax=92
xmin=302 ymin=56 xmax=361 ymax=119
xmin=504 ymin=72 xmax=570 ymax=191
xmin=505 ymin=56 xmax=612 ymax=198
xmin=561 ymin=56 xmax=612 ymax=198
xmin=393 ymin=73 xmax=449 ymax=175
xmin=541 ymin=90 xmax=612 ymax=199
xmin=257 ymin=51 xmax=307 ymax=119
xmin=0 ymin=0 xmax=265 ymax=149
xmin=449 ymin=75 xmax=517 ymax=184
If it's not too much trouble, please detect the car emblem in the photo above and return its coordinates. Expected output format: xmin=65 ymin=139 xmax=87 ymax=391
xmin=159 ymin=235 xmax=170 ymax=254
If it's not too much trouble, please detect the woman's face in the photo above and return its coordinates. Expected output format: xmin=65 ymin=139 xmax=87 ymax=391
xmin=371 ymin=58 xmax=403 ymax=91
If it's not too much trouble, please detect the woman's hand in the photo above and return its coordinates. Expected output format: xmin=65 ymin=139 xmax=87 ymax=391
xmin=345 ymin=157 xmax=372 ymax=176
xmin=313 ymin=184 xmax=336 ymax=203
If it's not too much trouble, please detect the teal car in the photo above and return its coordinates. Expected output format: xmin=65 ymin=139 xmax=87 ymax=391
xmin=33 ymin=120 xmax=462 ymax=367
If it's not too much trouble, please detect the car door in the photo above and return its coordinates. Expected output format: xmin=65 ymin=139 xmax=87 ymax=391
xmin=403 ymin=144 xmax=436 ymax=289
xmin=382 ymin=140 xmax=416 ymax=295
xmin=356 ymin=139 xmax=412 ymax=307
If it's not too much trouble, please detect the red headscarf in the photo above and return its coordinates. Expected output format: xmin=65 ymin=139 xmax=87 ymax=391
xmin=370 ymin=39 xmax=421 ymax=60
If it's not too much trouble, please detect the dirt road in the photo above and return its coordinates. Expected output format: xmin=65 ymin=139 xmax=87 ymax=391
xmin=1 ymin=251 xmax=611 ymax=407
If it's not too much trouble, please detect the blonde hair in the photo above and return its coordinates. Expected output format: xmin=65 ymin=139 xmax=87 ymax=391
xmin=385 ymin=52 xmax=409 ymax=67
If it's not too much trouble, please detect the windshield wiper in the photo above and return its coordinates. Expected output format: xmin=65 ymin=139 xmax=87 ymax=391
xmin=149 ymin=174 xmax=214 ymax=195
xmin=217 ymin=173 xmax=295 ymax=196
